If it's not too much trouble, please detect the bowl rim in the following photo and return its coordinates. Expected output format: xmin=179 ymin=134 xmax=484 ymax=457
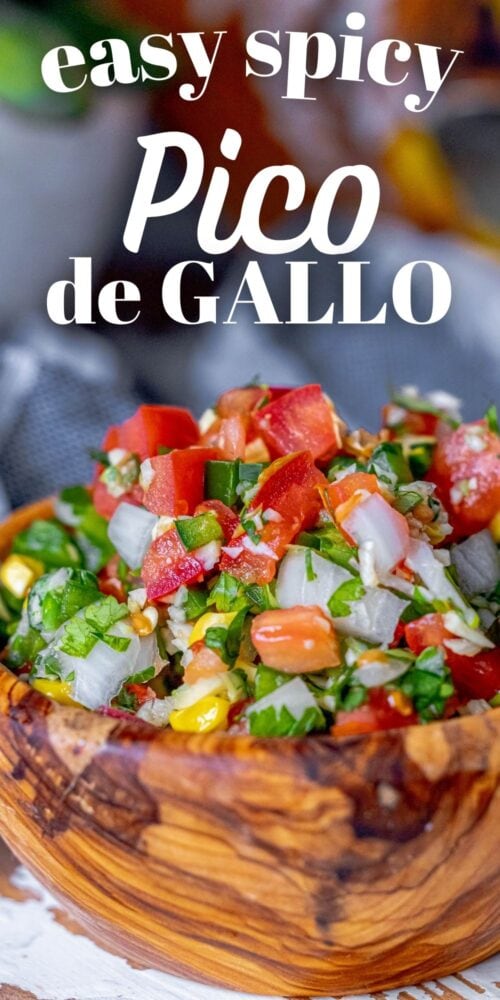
xmin=1 ymin=497 xmax=500 ymax=758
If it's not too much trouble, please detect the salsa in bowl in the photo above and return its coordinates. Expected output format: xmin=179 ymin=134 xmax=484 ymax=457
xmin=2 ymin=382 xmax=499 ymax=738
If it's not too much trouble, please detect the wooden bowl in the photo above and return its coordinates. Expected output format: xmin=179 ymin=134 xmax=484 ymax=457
xmin=0 ymin=500 xmax=499 ymax=996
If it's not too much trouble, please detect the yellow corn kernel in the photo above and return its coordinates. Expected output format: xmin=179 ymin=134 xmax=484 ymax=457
xmin=169 ymin=696 xmax=230 ymax=734
xmin=0 ymin=555 xmax=44 ymax=599
xmin=388 ymin=690 xmax=414 ymax=717
xmin=357 ymin=649 xmax=388 ymax=666
xmin=490 ymin=512 xmax=500 ymax=544
xmin=131 ymin=607 xmax=158 ymax=637
xmin=32 ymin=678 xmax=81 ymax=708
xmin=189 ymin=612 xmax=237 ymax=647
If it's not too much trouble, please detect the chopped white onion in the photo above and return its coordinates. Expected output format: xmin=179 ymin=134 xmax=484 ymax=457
xmin=355 ymin=657 xmax=409 ymax=689
xmin=405 ymin=538 xmax=476 ymax=624
xmin=108 ymin=502 xmax=159 ymax=569
xmin=334 ymin=588 xmax=408 ymax=646
xmin=358 ymin=541 xmax=378 ymax=588
xmin=72 ymin=625 xmax=159 ymax=710
xmin=193 ymin=540 xmax=222 ymax=571
xmin=276 ymin=547 xmax=352 ymax=614
xmin=443 ymin=611 xmax=494 ymax=651
xmin=137 ymin=697 xmax=175 ymax=727
xmin=246 ymin=677 xmax=317 ymax=721
xmin=451 ymin=530 xmax=500 ymax=597
xmin=342 ymin=493 xmax=409 ymax=574
xmin=139 ymin=458 xmax=155 ymax=490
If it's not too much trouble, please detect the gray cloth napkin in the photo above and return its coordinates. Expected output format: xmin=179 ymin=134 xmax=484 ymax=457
xmin=0 ymin=317 xmax=140 ymax=515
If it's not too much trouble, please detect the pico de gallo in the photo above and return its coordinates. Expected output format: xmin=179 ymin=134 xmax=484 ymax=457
xmin=1 ymin=382 xmax=499 ymax=738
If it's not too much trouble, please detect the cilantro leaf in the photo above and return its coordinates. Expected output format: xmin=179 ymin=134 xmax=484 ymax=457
xmin=328 ymin=578 xmax=365 ymax=618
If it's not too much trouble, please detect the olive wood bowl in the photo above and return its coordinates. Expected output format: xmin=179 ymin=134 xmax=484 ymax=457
xmin=0 ymin=499 xmax=499 ymax=996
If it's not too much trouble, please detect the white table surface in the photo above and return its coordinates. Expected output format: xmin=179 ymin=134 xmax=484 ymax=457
xmin=0 ymin=842 xmax=498 ymax=1000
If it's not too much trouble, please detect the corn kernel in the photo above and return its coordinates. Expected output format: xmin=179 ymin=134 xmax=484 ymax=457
xmin=0 ymin=555 xmax=44 ymax=599
xmin=357 ymin=649 xmax=388 ymax=666
xmin=131 ymin=607 xmax=158 ymax=637
xmin=389 ymin=690 xmax=414 ymax=717
xmin=32 ymin=678 xmax=81 ymax=708
xmin=189 ymin=612 xmax=237 ymax=647
xmin=490 ymin=512 xmax=500 ymax=544
xmin=169 ymin=695 xmax=230 ymax=734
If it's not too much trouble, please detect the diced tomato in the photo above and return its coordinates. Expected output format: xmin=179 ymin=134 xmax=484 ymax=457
xmin=95 ymin=405 xmax=199 ymax=466
xmin=446 ymin=648 xmax=500 ymax=702
xmin=252 ymin=384 xmax=342 ymax=463
xmin=324 ymin=472 xmax=381 ymax=514
xmin=220 ymin=453 xmax=327 ymax=584
xmin=195 ymin=499 xmax=239 ymax=543
xmin=126 ymin=684 xmax=154 ymax=706
xmin=227 ymin=698 xmax=253 ymax=727
xmin=332 ymin=688 xmax=418 ymax=738
xmin=390 ymin=621 xmax=406 ymax=648
xmin=142 ymin=528 xmax=204 ymax=600
xmin=405 ymin=614 xmax=451 ymax=655
xmin=405 ymin=614 xmax=500 ymax=702
xmin=142 ymin=448 xmax=219 ymax=517
xmin=382 ymin=404 xmax=440 ymax=438
xmin=92 ymin=480 xmax=143 ymax=520
xmin=200 ymin=414 xmax=247 ymax=460
xmin=251 ymin=606 xmax=340 ymax=673
xmin=183 ymin=641 xmax=227 ymax=685
xmin=429 ymin=421 xmax=500 ymax=535
xmin=216 ymin=386 xmax=269 ymax=418
xmin=98 ymin=554 xmax=128 ymax=603
xmin=250 ymin=452 xmax=327 ymax=524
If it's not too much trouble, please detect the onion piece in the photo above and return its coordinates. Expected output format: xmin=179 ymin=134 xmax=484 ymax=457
xmin=442 ymin=611 xmax=494 ymax=651
xmin=405 ymin=538 xmax=476 ymax=624
xmin=276 ymin=547 xmax=352 ymax=614
xmin=342 ymin=493 xmax=410 ymax=574
xmin=246 ymin=677 xmax=317 ymax=721
xmin=334 ymin=588 xmax=408 ymax=646
xmin=355 ymin=657 xmax=409 ymax=688
xmin=451 ymin=530 xmax=500 ymax=597
xmin=108 ymin=503 xmax=158 ymax=569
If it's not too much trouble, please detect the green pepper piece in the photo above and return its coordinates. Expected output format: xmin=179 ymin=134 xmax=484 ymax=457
xmin=367 ymin=442 xmax=412 ymax=486
xmin=238 ymin=463 xmax=267 ymax=486
xmin=176 ymin=513 xmax=223 ymax=552
xmin=408 ymin=442 xmax=435 ymax=479
xmin=205 ymin=461 xmax=240 ymax=506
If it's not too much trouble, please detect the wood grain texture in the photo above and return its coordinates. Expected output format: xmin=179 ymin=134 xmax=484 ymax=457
xmin=0 ymin=501 xmax=499 ymax=997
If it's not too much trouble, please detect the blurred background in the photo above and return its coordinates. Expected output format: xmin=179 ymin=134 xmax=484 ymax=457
xmin=1 ymin=0 xmax=500 ymax=510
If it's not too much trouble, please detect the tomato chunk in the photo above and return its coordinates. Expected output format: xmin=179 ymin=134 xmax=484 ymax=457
xmin=142 ymin=528 xmax=203 ymax=600
xmin=446 ymin=648 xmax=500 ymax=702
xmin=325 ymin=472 xmax=381 ymax=513
xmin=252 ymin=385 xmax=341 ymax=463
xmin=405 ymin=614 xmax=500 ymax=702
xmin=251 ymin=606 xmax=340 ymax=673
xmin=200 ymin=414 xmax=247 ymax=460
xmin=332 ymin=689 xmax=418 ymax=737
xmin=216 ymin=386 xmax=269 ymax=418
xmin=382 ymin=403 xmax=440 ymax=438
xmin=92 ymin=481 xmax=143 ymax=520
xmin=220 ymin=453 xmax=327 ymax=584
xmin=405 ymin=614 xmax=451 ymax=654
xmin=250 ymin=452 xmax=327 ymax=524
xmin=430 ymin=421 xmax=500 ymax=534
xmin=104 ymin=405 xmax=199 ymax=462
xmin=183 ymin=641 xmax=227 ymax=685
xmin=142 ymin=448 xmax=219 ymax=517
